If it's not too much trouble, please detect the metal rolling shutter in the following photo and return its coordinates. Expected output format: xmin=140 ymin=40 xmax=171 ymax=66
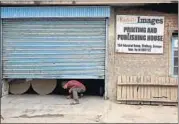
xmin=2 ymin=18 xmax=106 ymax=79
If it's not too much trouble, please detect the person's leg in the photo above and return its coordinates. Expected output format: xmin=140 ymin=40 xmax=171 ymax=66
xmin=71 ymin=88 xmax=79 ymax=105
xmin=78 ymin=88 xmax=85 ymax=98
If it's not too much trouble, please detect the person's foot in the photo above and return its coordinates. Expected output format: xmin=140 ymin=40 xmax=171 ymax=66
xmin=79 ymin=93 xmax=83 ymax=98
xmin=80 ymin=93 xmax=83 ymax=97
xmin=70 ymin=100 xmax=79 ymax=105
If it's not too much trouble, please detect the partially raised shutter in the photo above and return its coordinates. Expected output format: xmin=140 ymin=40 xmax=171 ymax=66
xmin=2 ymin=18 xmax=106 ymax=79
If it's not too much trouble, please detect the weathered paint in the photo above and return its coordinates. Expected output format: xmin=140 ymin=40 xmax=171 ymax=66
xmin=0 ymin=9 xmax=2 ymax=82
xmin=1 ymin=6 xmax=110 ymax=18
xmin=105 ymin=18 xmax=109 ymax=99
xmin=0 ymin=0 xmax=176 ymax=5
xmin=2 ymin=18 xmax=106 ymax=79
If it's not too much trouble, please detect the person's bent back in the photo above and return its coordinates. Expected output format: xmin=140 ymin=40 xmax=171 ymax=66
xmin=62 ymin=80 xmax=86 ymax=105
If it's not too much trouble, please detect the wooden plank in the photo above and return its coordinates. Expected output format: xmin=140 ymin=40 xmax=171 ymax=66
xmin=133 ymin=76 xmax=137 ymax=84
xmin=122 ymin=75 xmax=126 ymax=83
xmin=175 ymin=78 xmax=178 ymax=85
xmin=171 ymin=87 xmax=176 ymax=101
xmin=126 ymin=85 xmax=130 ymax=100
xmin=117 ymin=101 xmax=177 ymax=106
xmin=173 ymin=87 xmax=177 ymax=101
xmin=139 ymin=76 xmax=143 ymax=100
xmin=117 ymin=86 xmax=122 ymax=100
xmin=170 ymin=78 xmax=175 ymax=101
xmin=142 ymin=87 xmax=145 ymax=101
xmin=170 ymin=77 xmax=174 ymax=101
xmin=130 ymin=76 xmax=134 ymax=99
xmin=117 ymin=75 xmax=178 ymax=103
xmin=130 ymin=76 xmax=134 ymax=100
xmin=154 ymin=77 xmax=159 ymax=100
xmin=133 ymin=76 xmax=138 ymax=100
xmin=117 ymin=76 xmax=122 ymax=100
xmin=118 ymin=76 xmax=122 ymax=84
xmin=129 ymin=85 xmax=133 ymax=100
xmin=126 ymin=86 xmax=129 ymax=100
xmin=172 ymin=78 xmax=177 ymax=101
xmin=145 ymin=85 xmax=149 ymax=100
xmin=166 ymin=77 xmax=171 ymax=100
xmin=158 ymin=77 xmax=162 ymax=99
xmin=151 ymin=76 xmax=155 ymax=100
xmin=142 ymin=76 xmax=146 ymax=100
xmin=170 ymin=77 xmax=174 ymax=85
xmin=117 ymin=98 xmax=177 ymax=102
xmin=136 ymin=76 xmax=141 ymax=83
xmin=121 ymin=75 xmax=127 ymax=100
xmin=151 ymin=76 xmax=154 ymax=83
xmin=149 ymin=86 xmax=152 ymax=99
xmin=150 ymin=102 xmax=177 ymax=106
xmin=147 ymin=76 xmax=151 ymax=99
xmin=131 ymin=84 xmax=134 ymax=100
xmin=143 ymin=76 xmax=147 ymax=100
xmin=126 ymin=76 xmax=130 ymax=83
xmin=121 ymin=75 xmax=124 ymax=100
xmin=161 ymin=77 xmax=166 ymax=101
xmin=121 ymin=86 xmax=124 ymax=100
xmin=138 ymin=76 xmax=142 ymax=100
xmin=117 ymin=83 xmax=177 ymax=86
xmin=129 ymin=76 xmax=133 ymax=100
xmin=136 ymin=76 xmax=140 ymax=100
xmin=174 ymin=78 xmax=178 ymax=101
xmin=162 ymin=77 xmax=168 ymax=100
xmin=117 ymin=86 xmax=119 ymax=100
xmin=130 ymin=87 xmax=132 ymax=100
xmin=126 ymin=76 xmax=130 ymax=100
xmin=128 ymin=76 xmax=132 ymax=100
xmin=134 ymin=86 xmax=138 ymax=100
xmin=137 ymin=86 xmax=141 ymax=100
xmin=147 ymin=76 xmax=151 ymax=82
xmin=126 ymin=101 xmax=140 ymax=105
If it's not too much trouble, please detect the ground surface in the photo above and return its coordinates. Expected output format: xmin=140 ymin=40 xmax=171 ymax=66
xmin=1 ymin=95 xmax=178 ymax=123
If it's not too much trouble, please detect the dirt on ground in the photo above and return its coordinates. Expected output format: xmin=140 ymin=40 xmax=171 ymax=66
xmin=1 ymin=95 xmax=178 ymax=123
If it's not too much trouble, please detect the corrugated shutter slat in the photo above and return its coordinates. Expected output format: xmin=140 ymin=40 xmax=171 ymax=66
xmin=2 ymin=18 xmax=106 ymax=79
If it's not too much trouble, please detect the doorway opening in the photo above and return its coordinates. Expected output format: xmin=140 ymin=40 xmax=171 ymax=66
xmin=9 ymin=79 xmax=105 ymax=97
xmin=53 ymin=79 xmax=105 ymax=97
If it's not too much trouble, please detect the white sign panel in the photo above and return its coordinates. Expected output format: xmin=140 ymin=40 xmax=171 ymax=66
xmin=116 ymin=15 xmax=164 ymax=54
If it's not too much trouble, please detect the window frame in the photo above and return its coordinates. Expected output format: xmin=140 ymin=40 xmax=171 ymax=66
xmin=171 ymin=35 xmax=178 ymax=77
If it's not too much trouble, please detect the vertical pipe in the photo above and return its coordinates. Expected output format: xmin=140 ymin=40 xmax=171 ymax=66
xmin=104 ymin=17 xmax=109 ymax=100
xmin=0 ymin=7 xmax=2 ymax=97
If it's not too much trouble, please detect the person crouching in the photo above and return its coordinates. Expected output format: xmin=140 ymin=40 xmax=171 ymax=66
xmin=62 ymin=80 xmax=86 ymax=105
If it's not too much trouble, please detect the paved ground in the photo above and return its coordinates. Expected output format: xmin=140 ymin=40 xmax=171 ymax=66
xmin=1 ymin=95 xmax=178 ymax=123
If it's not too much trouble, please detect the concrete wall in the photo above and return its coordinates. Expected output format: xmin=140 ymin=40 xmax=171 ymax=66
xmin=107 ymin=7 xmax=178 ymax=100
xmin=1 ymin=80 xmax=9 ymax=97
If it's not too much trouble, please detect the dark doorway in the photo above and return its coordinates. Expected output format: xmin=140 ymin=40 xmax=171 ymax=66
xmin=53 ymin=79 xmax=105 ymax=96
